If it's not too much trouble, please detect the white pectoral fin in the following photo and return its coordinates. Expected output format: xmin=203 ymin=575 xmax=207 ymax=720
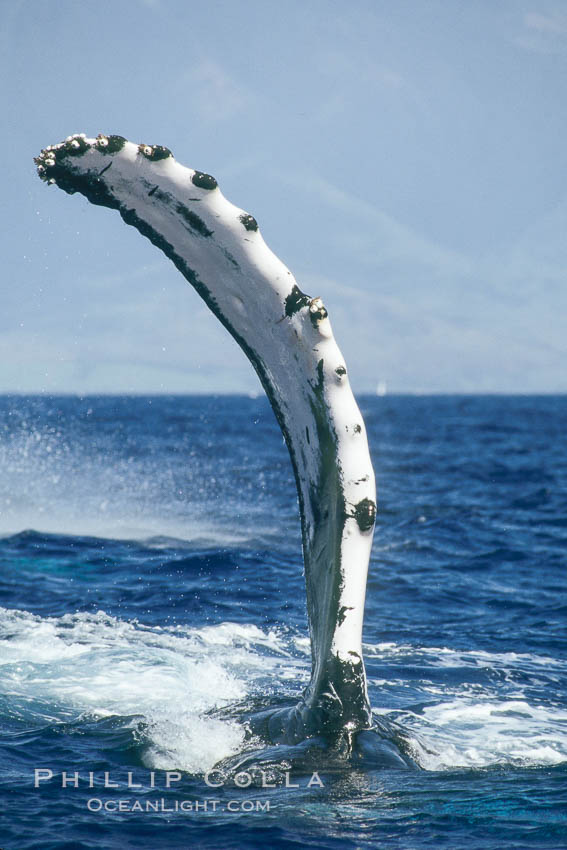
xmin=35 ymin=134 xmax=377 ymax=738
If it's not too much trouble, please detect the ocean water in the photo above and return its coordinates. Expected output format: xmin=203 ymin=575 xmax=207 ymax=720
xmin=0 ymin=394 xmax=566 ymax=849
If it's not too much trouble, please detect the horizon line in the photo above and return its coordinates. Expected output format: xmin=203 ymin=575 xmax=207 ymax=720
xmin=1 ymin=390 xmax=566 ymax=399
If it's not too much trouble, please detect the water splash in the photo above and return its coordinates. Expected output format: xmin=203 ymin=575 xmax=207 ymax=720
xmin=2 ymin=607 xmax=566 ymax=773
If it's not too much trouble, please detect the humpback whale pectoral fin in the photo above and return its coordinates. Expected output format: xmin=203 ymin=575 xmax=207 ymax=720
xmin=35 ymin=133 xmax=378 ymax=750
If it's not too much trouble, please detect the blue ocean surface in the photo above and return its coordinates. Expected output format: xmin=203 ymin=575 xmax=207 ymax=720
xmin=0 ymin=394 xmax=566 ymax=849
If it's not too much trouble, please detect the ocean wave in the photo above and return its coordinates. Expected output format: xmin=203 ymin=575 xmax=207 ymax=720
xmin=1 ymin=606 xmax=566 ymax=773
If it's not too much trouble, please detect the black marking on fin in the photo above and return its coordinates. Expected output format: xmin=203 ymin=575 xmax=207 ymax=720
xmin=175 ymin=203 xmax=213 ymax=237
xmin=148 ymin=185 xmax=159 ymax=197
xmin=337 ymin=605 xmax=354 ymax=626
xmin=36 ymin=159 xmax=121 ymax=208
xmin=222 ymin=248 xmax=239 ymax=269
xmin=99 ymin=162 xmax=112 ymax=177
xmin=285 ymin=284 xmax=311 ymax=317
xmin=335 ymin=366 xmax=347 ymax=377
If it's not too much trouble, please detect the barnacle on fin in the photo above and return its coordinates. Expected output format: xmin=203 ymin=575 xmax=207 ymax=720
xmin=240 ymin=213 xmax=258 ymax=232
xmin=192 ymin=171 xmax=218 ymax=190
xmin=309 ymin=297 xmax=328 ymax=328
xmin=139 ymin=144 xmax=172 ymax=162
xmin=353 ymin=498 xmax=376 ymax=532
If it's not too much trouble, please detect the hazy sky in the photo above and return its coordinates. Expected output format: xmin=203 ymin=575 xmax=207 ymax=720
xmin=2 ymin=0 xmax=566 ymax=393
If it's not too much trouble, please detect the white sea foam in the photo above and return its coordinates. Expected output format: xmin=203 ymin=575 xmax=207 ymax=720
xmin=363 ymin=641 xmax=564 ymax=672
xmin=396 ymin=698 xmax=567 ymax=770
xmin=364 ymin=640 xmax=567 ymax=769
xmin=0 ymin=607 xmax=306 ymax=773
xmin=1 ymin=607 xmax=566 ymax=772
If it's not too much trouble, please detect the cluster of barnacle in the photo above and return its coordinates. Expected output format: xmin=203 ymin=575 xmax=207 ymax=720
xmin=239 ymin=213 xmax=258 ymax=232
xmin=35 ymin=133 xmax=127 ymax=181
xmin=35 ymin=134 xmax=87 ymax=179
xmin=309 ymin=297 xmax=329 ymax=328
xmin=352 ymin=497 xmax=376 ymax=532
xmin=138 ymin=143 xmax=173 ymax=162
xmin=191 ymin=170 xmax=218 ymax=190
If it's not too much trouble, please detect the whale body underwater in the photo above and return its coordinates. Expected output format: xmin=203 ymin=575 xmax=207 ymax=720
xmin=35 ymin=134 xmax=414 ymax=768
